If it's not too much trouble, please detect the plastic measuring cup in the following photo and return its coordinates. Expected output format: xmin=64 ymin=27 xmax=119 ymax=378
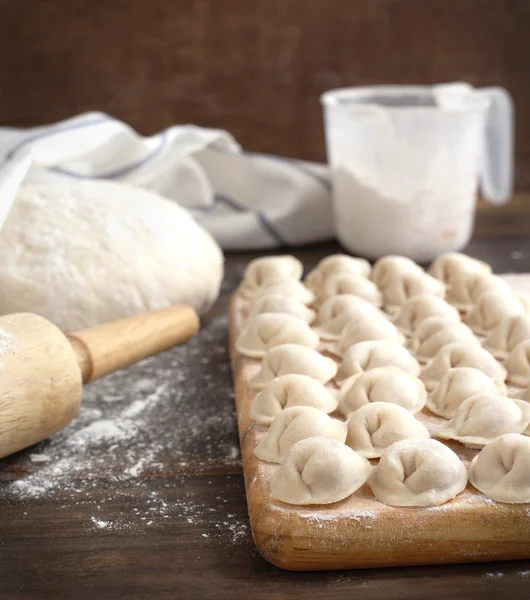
xmin=321 ymin=83 xmax=514 ymax=262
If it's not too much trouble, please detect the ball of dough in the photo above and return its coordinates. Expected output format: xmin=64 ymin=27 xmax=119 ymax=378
xmin=367 ymin=439 xmax=468 ymax=507
xmin=0 ymin=182 xmax=223 ymax=330
xmin=270 ymin=437 xmax=372 ymax=505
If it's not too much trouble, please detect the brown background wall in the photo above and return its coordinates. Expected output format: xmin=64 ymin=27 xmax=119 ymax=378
xmin=1 ymin=0 xmax=529 ymax=188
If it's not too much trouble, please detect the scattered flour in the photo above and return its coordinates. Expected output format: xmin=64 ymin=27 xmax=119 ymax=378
xmin=0 ymin=314 xmax=247 ymax=543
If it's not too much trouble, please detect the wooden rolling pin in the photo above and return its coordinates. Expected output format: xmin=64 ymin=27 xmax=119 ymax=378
xmin=0 ymin=304 xmax=199 ymax=459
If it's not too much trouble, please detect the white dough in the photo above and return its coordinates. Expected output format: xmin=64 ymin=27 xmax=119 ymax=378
xmin=367 ymin=439 xmax=468 ymax=507
xmin=270 ymin=437 xmax=372 ymax=505
xmin=408 ymin=316 xmax=474 ymax=355
xmin=420 ymin=341 xmax=506 ymax=391
xmin=469 ymin=434 xmax=530 ymax=503
xmin=238 ymin=255 xmax=303 ymax=298
xmin=335 ymin=340 xmax=420 ymax=384
xmin=380 ymin=271 xmax=445 ymax=314
xmin=466 ymin=290 xmax=526 ymax=335
xmin=434 ymin=394 xmax=530 ymax=449
xmin=313 ymin=294 xmax=385 ymax=341
xmin=393 ymin=294 xmax=461 ymax=336
xmin=247 ymin=294 xmax=316 ymax=323
xmin=329 ymin=317 xmax=403 ymax=358
xmin=235 ymin=313 xmax=319 ymax=358
xmin=316 ymin=272 xmax=382 ymax=308
xmin=249 ymin=344 xmax=337 ymax=389
xmin=413 ymin=322 xmax=479 ymax=363
xmin=305 ymin=254 xmax=371 ymax=290
xmin=371 ymin=255 xmax=423 ymax=288
xmin=249 ymin=374 xmax=338 ymax=426
xmin=428 ymin=252 xmax=492 ymax=307
xmin=0 ymin=182 xmax=224 ymax=330
xmin=346 ymin=402 xmax=430 ymax=458
xmin=338 ymin=367 xmax=426 ymax=417
xmin=252 ymin=279 xmax=315 ymax=305
xmin=426 ymin=367 xmax=507 ymax=419
xmin=504 ymin=340 xmax=530 ymax=387
xmin=484 ymin=314 xmax=530 ymax=359
xmin=254 ymin=406 xmax=347 ymax=463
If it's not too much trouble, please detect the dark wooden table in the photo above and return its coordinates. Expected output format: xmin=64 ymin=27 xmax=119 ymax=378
xmin=1 ymin=232 xmax=530 ymax=599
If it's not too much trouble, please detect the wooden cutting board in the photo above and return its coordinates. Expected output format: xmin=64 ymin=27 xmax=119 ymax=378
xmin=228 ymin=274 xmax=530 ymax=571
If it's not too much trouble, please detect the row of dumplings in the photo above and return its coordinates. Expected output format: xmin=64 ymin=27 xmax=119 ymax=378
xmin=236 ymin=253 xmax=530 ymax=388
xmin=235 ymin=253 xmax=530 ymax=507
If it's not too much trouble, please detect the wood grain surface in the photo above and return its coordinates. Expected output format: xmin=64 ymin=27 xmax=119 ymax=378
xmin=0 ymin=232 xmax=529 ymax=598
xmin=229 ymin=280 xmax=530 ymax=571
xmin=1 ymin=0 xmax=530 ymax=188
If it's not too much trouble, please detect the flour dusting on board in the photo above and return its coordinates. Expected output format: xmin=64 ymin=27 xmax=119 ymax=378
xmin=0 ymin=314 xmax=248 ymax=542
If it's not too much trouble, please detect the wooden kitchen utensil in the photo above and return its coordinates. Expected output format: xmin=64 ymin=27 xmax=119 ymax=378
xmin=0 ymin=304 xmax=199 ymax=459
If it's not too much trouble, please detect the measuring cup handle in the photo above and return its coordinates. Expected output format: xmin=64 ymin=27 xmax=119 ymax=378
xmin=478 ymin=86 xmax=514 ymax=205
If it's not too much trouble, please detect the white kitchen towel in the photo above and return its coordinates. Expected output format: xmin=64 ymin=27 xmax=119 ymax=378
xmin=0 ymin=112 xmax=334 ymax=249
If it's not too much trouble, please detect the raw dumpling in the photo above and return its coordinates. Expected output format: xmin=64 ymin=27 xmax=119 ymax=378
xmin=254 ymin=406 xmax=347 ymax=463
xmin=238 ymin=255 xmax=303 ymax=297
xmin=305 ymin=254 xmax=371 ymax=291
xmin=465 ymin=290 xmax=526 ymax=335
xmin=346 ymin=402 xmax=430 ymax=458
xmin=235 ymin=313 xmax=319 ymax=358
xmin=250 ymin=344 xmax=337 ymax=389
xmin=367 ymin=439 xmax=468 ymax=507
xmin=408 ymin=316 xmax=474 ymax=354
xmin=420 ymin=341 xmax=506 ymax=391
xmin=413 ymin=322 xmax=479 ymax=363
xmin=338 ymin=367 xmax=426 ymax=417
xmin=329 ymin=317 xmax=403 ymax=358
xmin=316 ymin=272 xmax=382 ymax=308
xmin=335 ymin=341 xmax=420 ymax=384
xmin=434 ymin=394 xmax=530 ymax=449
xmin=393 ymin=294 xmax=461 ymax=336
xmin=428 ymin=253 xmax=492 ymax=307
xmin=469 ymin=434 xmax=530 ymax=503
xmin=380 ymin=271 xmax=445 ymax=314
xmin=270 ymin=437 xmax=372 ymax=505
xmin=449 ymin=273 xmax=513 ymax=312
xmin=249 ymin=374 xmax=338 ymax=426
xmin=252 ymin=279 xmax=315 ymax=305
xmin=247 ymin=294 xmax=316 ymax=324
xmin=313 ymin=294 xmax=385 ymax=341
xmin=484 ymin=314 xmax=530 ymax=359
xmin=371 ymin=255 xmax=423 ymax=288
xmin=426 ymin=367 xmax=507 ymax=418
xmin=504 ymin=340 xmax=530 ymax=387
